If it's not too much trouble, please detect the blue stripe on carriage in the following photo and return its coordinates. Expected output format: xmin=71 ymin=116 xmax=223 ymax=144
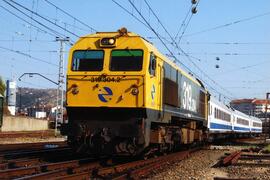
xmin=233 ymin=126 xmax=250 ymax=131
xmin=210 ymin=122 xmax=232 ymax=130
xmin=210 ymin=123 xmax=262 ymax=132
xmin=251 ymin=128 xmax=262 ymax=132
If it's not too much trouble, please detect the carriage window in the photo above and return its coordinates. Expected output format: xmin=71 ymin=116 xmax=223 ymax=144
xmin=110 ymin=50 xmax=143 ymax=71
xmin=72 ymin=50 xmax=104 ymax=71
xmin=149 ymin=53 xmax=156 ymax=76
xmin=253 ymin=122 xmax=261 ymax=127
xmin=237 ymin=118 xmax=249 ymax=126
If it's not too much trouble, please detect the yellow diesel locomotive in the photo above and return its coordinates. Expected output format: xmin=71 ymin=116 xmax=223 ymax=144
xmin=63 ymin=28 xmax=208 ymax=155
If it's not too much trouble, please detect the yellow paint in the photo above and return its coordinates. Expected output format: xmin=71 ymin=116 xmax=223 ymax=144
xmin=194 ymin=130 xmax=203 ymax=141
xmin=66 ymin=30 xmax=205 ymax=112
xmin=67 ymin=75 xmax=144 ymax=107
xmin=150 ymin=129 xmax=162 ymax=143
xmin=181 ymin=128 xmax=195 ymax=144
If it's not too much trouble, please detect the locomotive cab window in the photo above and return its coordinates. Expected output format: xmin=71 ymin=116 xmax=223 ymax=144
xmin=149 ymin=53 xmax=156 ymax=76
xmin=110 ymin=50 xmax=143 ymax=71
xmin=72 ymin=50 xmax=104 ymax=71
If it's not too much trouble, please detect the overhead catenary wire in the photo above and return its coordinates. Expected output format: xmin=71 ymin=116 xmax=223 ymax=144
xmin=37 ymin=13 xmax=91 ymax=33
xmin=8 ymin=0 xmax=79 ymax=38
xmin=146 ymin=38 xmax=270 ymax=45
xmin=0 ymin=5 xmax=58 ymax=38
xmin=49 ymin=20 xmax=90 ymax=32
xmin=0 ymin=0 xmax=240 ymax=99
xmin=210 ymin=60 xmax=270 ymax=78
xmin=128 ymin=0 xmax=190 ymax=70
xmin=112 ymin=0 xmax=150 ymax=30
xmin=179 ymin=52 xmax=270 ymax=56
xmin=43 ymin=0 xmax=97 ymax=32
xmin=0 ymin=39 xmax=56 ymax=42
xmin=180 ymin=41 xmax=270 ymax=45
xmin=112 ymin=0 xmax=175 ymax=47
xmin=177 ymin=0 xmax=201 ymax=45
xmin=1 ymin=1 xmax=74 ymax=45
xmin=0 ymin=49 xmax=60 ymax=53
xmin=174 ymin=4 xmax=193 ymax=40
xmin=113 ymin=1 xmax=236 ymax=100
xmin=142 ymin=0 xmax=202 ymax=61
xmin=143 ymin=0 xmax=179 ymax=48
xmin=184 ymin=11 xmax=270 ymax=37
xmin=5 ymin=0 xmax=79 ymax=39
xmin=143 ymin=0 xmax=200 ymax=61
xmin=0 ymin=1 xmax=264 ymax=99
xmin=170 ymin=52 xmax=236 ymax=99
xmin=0 ymin=45 xmax=58 ymax=67
xmin=223 ymin=86 xmax=270 ymax=89
xmin=139 ymin=0 xmax=235 ymax=99
xmin=142 ymin=0 xmax=202 ymax=68
xmin=112 ymin=0 xmax=182 ymax=50
xmin=124 ymin=0 xmax=235 ymax=100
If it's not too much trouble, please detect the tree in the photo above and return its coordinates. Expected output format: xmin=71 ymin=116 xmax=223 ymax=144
xmin=0 ymin=77 xmax=6 ymax=96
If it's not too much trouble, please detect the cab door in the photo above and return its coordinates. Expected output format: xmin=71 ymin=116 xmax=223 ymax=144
xmin=157 ymin=59 xmax=162 ymax=114
xmin=148 ymin=53 xmax=158 ymax=108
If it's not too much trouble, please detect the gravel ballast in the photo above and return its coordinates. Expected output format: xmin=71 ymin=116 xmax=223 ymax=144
xmin=151 ymin=146 xmax=270 ymax=180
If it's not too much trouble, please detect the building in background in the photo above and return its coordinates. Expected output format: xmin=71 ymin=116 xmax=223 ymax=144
xmin=27 ymin=107 xmax=50 ymax=119
xmin=5 ymin=80 xmax=16 ymax=115
xmin=230 ymin=98 xmax=270 ymax=134
xmin=230 ymin=99 xmax=270 ymax=117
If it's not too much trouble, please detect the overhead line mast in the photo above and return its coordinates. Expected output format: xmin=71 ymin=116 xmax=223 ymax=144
xmin=55 ymin=37 xmax=69 ymax=134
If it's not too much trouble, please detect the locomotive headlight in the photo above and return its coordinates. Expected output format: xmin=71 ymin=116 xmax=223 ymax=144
xmin=100 ymin=37 xmax=116 ymax=47
xmin=131 ymin=87 xmax=139 ymax=95
xmin=108 ymin=38 xmax=115 ymax=45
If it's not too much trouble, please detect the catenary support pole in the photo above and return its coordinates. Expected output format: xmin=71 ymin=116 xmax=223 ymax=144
xmin=55 ymin=37 xmax=69 ymax=136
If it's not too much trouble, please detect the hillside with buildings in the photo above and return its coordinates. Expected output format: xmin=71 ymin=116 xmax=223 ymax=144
xmin=16 ymin=88 xmax=60 ymax=116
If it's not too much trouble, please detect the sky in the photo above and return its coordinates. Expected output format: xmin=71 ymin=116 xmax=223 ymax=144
xmin=0 ymin=0 xmax=269 ymax=102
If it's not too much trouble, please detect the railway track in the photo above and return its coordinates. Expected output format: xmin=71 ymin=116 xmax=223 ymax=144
xmin=0 ymin=130 xmax=56 ymax=138
xmin=214 ymin=149 xmax=270 ymax=180
xmin=232 ymin=137 xmax=266 ymax=144
xmin=0 ymin=138 xmax=266 ymax=179
xmin=0 ymin=141 xmax=67 ymax=153
xmin=212 ymin=136 xmax=267 ymax=147
xmin=0 ymin=142 xmax=203 ymax=179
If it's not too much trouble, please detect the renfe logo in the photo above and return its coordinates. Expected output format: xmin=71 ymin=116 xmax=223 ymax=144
xmin=98 ymin=87 xmax=113 ymax=102
xmin=151 ymin=85 xmax=156 ymax=100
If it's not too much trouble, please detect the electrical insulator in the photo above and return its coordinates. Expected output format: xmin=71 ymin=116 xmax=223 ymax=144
xmin=192 ymin=7 xmax=197 ymax=14
xmin=191 ymin=0 xmax=197 ymax=4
